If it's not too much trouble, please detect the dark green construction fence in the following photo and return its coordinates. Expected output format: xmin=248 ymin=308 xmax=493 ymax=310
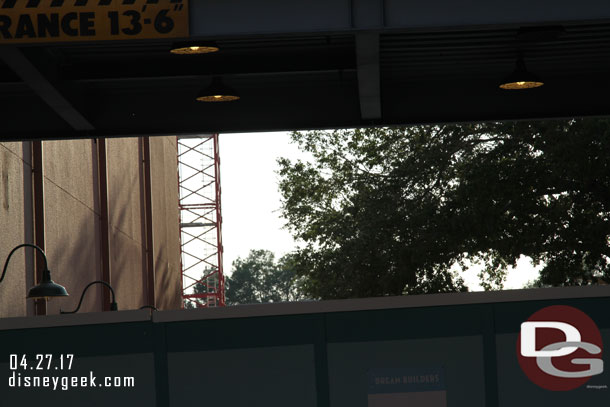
xmin=1 ymin=286 xmax=609 ymax=406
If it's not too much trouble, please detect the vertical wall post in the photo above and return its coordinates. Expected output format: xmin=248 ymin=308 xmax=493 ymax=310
xmin=482 ymin=305 xmax=499 ymax=407
xmin=22 ymin=141 xmax=35 ymax=316
xmin=142 ymin=136 xmax=156 ymax=307
xmin=97 ymin=138 xmax=112 ymax=311
xmin=31 ymin=140 xmax=46 ymax=316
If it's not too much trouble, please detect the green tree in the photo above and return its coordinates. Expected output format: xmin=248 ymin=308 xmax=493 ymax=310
xmin=277 ymin=119 xmax=610 ymax=299
xmin=225 ymin=250 xmax=307 ymax=305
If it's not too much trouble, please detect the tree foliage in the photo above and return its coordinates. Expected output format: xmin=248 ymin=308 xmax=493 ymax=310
xmin=225 ymin=249 xmax=307 ymax=305
xmin=277 ymin=119 xmax=610 ymax=299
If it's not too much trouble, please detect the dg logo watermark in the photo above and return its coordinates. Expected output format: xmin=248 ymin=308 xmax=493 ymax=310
xmin=517 ymin=305 xmax=604 ymax=391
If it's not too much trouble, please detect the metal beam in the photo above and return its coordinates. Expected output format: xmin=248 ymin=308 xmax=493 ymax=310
xmin=96 ymin=138 xmax=112 ymax=312
xmin=189 ymin=0 xmax=610 ymax=37
xmin=142 ymin=137 xmax=156 ymax=308
xmin=356 ymin=32 xmax=381 ymax=120
xmin=31 ymin=141 xmax=46 ymax=316
xmin=0 ymin=46 xmax=94 ymax=132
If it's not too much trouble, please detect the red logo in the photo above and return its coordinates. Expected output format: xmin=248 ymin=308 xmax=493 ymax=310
xmin=516 ymin=305 xmax=604 ymax=391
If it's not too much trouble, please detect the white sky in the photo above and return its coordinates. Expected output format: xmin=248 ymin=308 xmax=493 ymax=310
xmin=220 ymin=132 xmax=308 ymax=272
xmin=219 ymin=132 xmax=541 ymax=291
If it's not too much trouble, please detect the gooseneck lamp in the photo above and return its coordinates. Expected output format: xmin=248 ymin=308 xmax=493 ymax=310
xmin=60 ymin=280 xmax=117 ymax=314
xmin=1 ymin=243 xmax=69 ymax=300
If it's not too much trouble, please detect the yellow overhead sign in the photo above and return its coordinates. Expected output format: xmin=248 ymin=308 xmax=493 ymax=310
xmin=0 ymin=0 xmax=188 ymax=43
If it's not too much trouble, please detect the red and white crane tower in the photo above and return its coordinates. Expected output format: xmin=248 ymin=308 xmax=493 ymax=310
xmin=177 ymin=134 xmax=225 ymax=308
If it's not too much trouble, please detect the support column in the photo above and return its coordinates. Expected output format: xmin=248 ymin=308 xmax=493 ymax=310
xmin=31 ymin=141 xmax=46 ymax=316
xmin=142 ymin=137 xmax=156 ymax=307
xmin=22 ymin=142 xmax=35 ymax=316
xmin=97 ymin=138 xmax=112 ymax=311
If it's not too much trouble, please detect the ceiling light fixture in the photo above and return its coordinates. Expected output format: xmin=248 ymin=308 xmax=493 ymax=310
xmin=1 ymin=243 xmax=69 ymax=300
xmin=499 ymin=57 xmax=544 ymax=90
xmin=196 ymin=77 xmax=240 ymax=102
xmin=170 ymin=41 xmax=219 ymax=55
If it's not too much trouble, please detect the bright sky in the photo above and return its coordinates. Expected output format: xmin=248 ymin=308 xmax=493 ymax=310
xmin=219 ymin=132 xmax=541 ymax=291
xmin=220 ymin=132 xmax=308 ymax=273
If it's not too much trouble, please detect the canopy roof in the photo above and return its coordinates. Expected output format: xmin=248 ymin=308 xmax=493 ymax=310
xmin=1 ymin=0 xmax=610 ymax=140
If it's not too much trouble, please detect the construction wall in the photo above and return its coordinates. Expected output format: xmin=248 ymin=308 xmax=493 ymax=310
xmin=43 ymin=139 xmax=102 ymax=315
xmin=0 ymin=137 xmax=181 ymax=318
xmin=0 ymin=143 xmax=30 ymax=317
xmin=2 ymin=286 xmax=609 ymax=407
xmin=106 ymin=138 xmax=146 ymax=312
xmin=150 ymin=137 xmax=182 ymax=311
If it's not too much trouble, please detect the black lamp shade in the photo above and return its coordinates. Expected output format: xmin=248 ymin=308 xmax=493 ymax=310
xmin=27 ymin=269 xmax=69 ymax=299
xmin=171 ymin=41 xmax=219 ymax=55
xmin=27 ymin=280 xmax=69 ymax=299
xmin=196 ymin=77 xmax=240 ymax=102
xmin=499 ymin=58 xmax=544 ymax=90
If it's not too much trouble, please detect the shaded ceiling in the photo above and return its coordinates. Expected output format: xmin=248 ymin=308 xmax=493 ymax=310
xmin=1 ymin=1 xmax=610 ymax=140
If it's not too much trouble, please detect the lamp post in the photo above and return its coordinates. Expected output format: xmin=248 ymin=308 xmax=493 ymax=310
xmin=60 ymin=280 xmax=117 ymax=314
xmin=1 ymin=243 xmax=69 ymax=300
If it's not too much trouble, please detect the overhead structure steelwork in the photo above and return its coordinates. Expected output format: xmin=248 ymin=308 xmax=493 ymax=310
xmin=177 ymin=134 xmax=225 ymax=308
xmin=3 ymin=1 xmax=610 ymax=140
